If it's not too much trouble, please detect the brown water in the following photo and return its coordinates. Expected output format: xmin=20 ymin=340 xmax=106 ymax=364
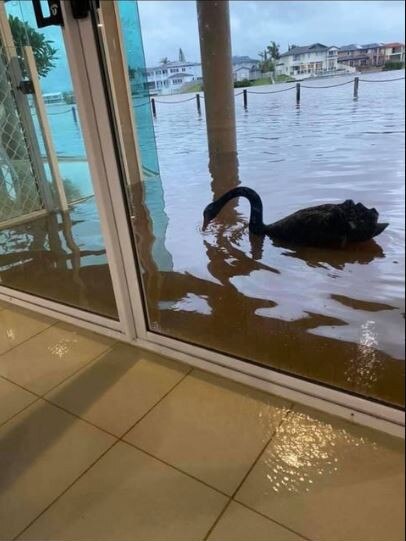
xmin=135 ymin=73 xmax=405 ymax=407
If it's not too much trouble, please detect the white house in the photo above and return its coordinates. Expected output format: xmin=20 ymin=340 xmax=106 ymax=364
xmin=145 ymin=60 xmax=202 ymax=95
xmin=231 ymin=56 xmax=261 ymax=82
xmin=275 ymin=43 xmax=354 ymax=79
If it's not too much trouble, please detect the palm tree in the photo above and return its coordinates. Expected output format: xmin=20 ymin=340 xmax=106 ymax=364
xmin=267 ymin=41 xmax=280 ymax=61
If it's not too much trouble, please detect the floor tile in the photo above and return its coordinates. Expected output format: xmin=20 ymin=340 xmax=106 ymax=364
xmin=0 ymin=400 xmax=115 ymax=540
xmin=236 ymin=406 xmax=405 ymax=541
xmin=0 ymin=307 xmax=54 ymax=355
xmin=46 ymin=343 xmax=190 ymax=436
xmin=20 ymin=441 xmax=227 ymax=541
xmin=0 ymin=323 xmax=114 ymax=395
xmin=125 ymin=369 xmax=290 ymax=495
xmin=208 ymin=501 xmax=304 ymax=541
xmin=0 ymin=377 xmax=37 ymax=426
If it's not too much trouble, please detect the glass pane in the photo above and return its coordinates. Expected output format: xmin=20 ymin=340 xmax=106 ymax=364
xmin=107 ymin=1 xmax=405 ymax=406
xmin=0 ymin=1 xmax=118 ymax=319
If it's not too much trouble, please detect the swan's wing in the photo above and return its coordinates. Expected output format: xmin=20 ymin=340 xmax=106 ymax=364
xmin=339 ymin=200 xmax=384 ymax=242
xmin=267 ymin=204 xmax=348 ymax=245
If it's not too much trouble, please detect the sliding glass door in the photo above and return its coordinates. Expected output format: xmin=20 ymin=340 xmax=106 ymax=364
xmin=0 ymin=0 xmax=117 ymax=319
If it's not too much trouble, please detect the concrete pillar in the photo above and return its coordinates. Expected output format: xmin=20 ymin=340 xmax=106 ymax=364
xmin=197 ymin=0 xmax=239 ymax=201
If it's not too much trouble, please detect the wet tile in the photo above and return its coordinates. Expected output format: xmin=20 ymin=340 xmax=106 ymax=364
xmin=20 ymin=441 xmax=227 ymax=541
xmin=0 ymin=400 xmax=115 ymax=540
xmin=0 ymin=377 xmax=37 ymax=426
xmin=208 ymin=501 xmax=304 ymax=541
xmin=236 ymin=406 xmax=405 ymax=541
xmin=0 ymin=307 xmax=54 ymax=355
xmin=46 ymin=343 xmax=190 ymax=436
xmin=125 ymin=370 xmax=290 ymax=495
xmin=0 ymin=323 xmax=114 ymax=395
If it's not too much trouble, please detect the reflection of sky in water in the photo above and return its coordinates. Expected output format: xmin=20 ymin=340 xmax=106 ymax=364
xmin=263 ymin=411 xmax=376 ymax=496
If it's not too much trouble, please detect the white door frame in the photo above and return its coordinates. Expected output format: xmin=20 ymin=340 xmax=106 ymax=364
xmin=0 ymin=0 xmax=404 ymax=438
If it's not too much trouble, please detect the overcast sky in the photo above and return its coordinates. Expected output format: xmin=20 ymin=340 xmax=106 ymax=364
xmin=138 ymin=0 xmax=406 ymax=66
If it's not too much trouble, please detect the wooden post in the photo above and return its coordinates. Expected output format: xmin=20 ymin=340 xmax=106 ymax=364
xmin=296 ymin=82 xmax=301 ymax=105
xmin=71 ymin=105 xmax=77 ymax=123
xmin=196 ymin=93 xmax=201 ymax=115
xmin=243 ymin=88 xmax=248 ymax=110
xmin=151 ymin=97 xmax=156 ymax=117
xmin=354 ymin=76 xmax=359 ymax=99
xmin=197 ymin=0 xmax=239 ymax=201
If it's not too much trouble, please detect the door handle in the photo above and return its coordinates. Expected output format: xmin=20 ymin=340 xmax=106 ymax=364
xmin=32 ymin=0 xmax=63 ymax=28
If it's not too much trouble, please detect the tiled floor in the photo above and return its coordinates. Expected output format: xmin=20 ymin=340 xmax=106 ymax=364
xmin=0 ymin=302 xmax=404 ymax=541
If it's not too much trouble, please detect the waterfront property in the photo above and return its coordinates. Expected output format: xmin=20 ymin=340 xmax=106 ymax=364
xmin=145 ymin=59 xmax=202 ymax=95
xmin=338 ymin=42 xmax=405 ymax=70
xmin=275 ymin=43 xmax=354 ymax=79
xmin=144 ymin=55 xmax=261 ymax=94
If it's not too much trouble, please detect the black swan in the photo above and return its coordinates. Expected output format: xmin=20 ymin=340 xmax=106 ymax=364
xmin=202 ymin=187 xmax=388 ymax=247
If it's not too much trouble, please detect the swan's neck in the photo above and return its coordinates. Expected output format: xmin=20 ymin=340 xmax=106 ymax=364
xmin=214 ymin=187 xmax=265 ymax=233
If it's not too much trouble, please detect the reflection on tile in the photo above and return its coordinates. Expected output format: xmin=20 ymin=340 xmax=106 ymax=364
xmin=0 ymin=323 xmax=114 ymax=395
xmin=125 ymin=370 xmax=290 ymax=495
xmin=0 ymin=377 xmax=36 ymax=426
xmin=46 ymin=343 xmax=190 ymax=436
xmin=236 ymin=406 xmax=405 ymax=541
xmin=20 ymin=442 xmax=227 ymax=541
xmin=0 ymin=308 xmax=54 ymax=355
xmin=0 ymin=400 xmax=114 ymax=540
xmin=208 ymin=501 xmax=304 ymax=541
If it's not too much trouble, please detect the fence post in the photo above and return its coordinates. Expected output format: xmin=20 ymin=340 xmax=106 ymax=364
xmin=196 ymin=93 xmax=201 ymax=115
xmin=151 ymin=97 xmax=156 ymax=117
xmin=71 ymin=105 xmax=77 ymax=123
xmin=243 ymin=89 xmax=248 ymax=110
xmin=353 ymin=76 xmax=359 ymax=99
xmin=296 ymin=82 xmax=301 ymax=105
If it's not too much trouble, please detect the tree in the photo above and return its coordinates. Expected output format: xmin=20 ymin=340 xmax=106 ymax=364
xmin=8 ymin=15 xmax=58 ymax=78
xmin=258 ymin=49 xmax=273 ymax=73
xmin=179 ymin=48 xmax=185 ymax=62
xmin=267 ymin=41 xmax=280 ymax=61
xmin=160 ymin=57 xmax=169 ymax=65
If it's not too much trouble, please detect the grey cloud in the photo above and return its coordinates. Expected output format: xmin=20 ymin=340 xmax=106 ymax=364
xmin=138 ymin=0 xmax=405 ymax=65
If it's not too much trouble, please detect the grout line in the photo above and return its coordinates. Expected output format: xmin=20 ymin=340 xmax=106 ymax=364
xmin=13 ymin=437 xmax=120 ymax=540
xmin=0 ymin=396 xmax=41 ymax=431
xmin=118 ymin=366 xmax=193 ymax=440
xmin=121 ymin=439 xmax=230 ymax=498
xmin=0 ymin=319 xmax=58 ymax=358
xmin=0 ymin=374 xmax=43 ymax=397
xmin=233 ymin=499 xmax=311 ymax=540
xmin=40 ymin=344 xmax=116 ymax=398
xmin=230 ymin=404 xmax=295 ymax=500
xmin=203 ymin=498 xmax=232 ymax=541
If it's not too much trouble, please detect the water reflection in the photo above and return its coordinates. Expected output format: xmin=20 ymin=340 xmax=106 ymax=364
xmin=263 ymin=411 xmax=375 ymax=496
xmin=0 ymin=200 xmax=118 ymax=318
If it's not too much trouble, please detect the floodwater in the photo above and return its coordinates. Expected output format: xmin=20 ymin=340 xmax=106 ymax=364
xmin=1 ymin=72 xmax=404 ymax=406
xmin=135 ymin=72 xmax=405 ymax=407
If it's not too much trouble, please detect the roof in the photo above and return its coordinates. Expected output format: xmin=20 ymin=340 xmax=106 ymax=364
xmin=280 ymin=43 xmax=329 ymax=57
xmin=339 ymin=43 xmax=384 ymax=51
xmin=147 ymin=61 xmax=200 ymax=71
xmin=232 ymin=56 xmax=260 ymax=65
xmin=168 ymin=73 xmax=193 ymax=79
xmin=383 ymin=42 xmax=405 ymax=48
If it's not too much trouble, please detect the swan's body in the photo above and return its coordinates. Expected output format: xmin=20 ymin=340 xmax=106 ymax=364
xmin=203 ymin=187 xmax=388 ymax=247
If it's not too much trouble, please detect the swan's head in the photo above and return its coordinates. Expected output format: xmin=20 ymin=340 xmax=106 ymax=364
xmin=202 ymin=202 xmax=219 ymax=230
